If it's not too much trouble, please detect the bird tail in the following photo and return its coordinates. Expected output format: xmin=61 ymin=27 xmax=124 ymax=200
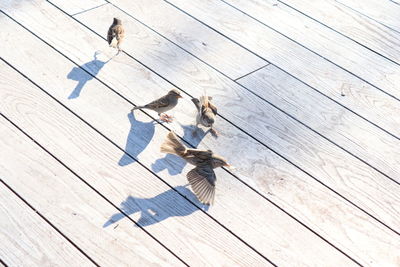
xmin=131 ymin=106 xmax=144 ymax=112
xmin=160 ymin=131 xmax=186 ymax=157
xmin=110 ymin=37 xmax=118 ymax=48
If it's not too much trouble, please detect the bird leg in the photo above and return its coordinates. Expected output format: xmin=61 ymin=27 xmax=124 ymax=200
xmin=210 ymin=127 xmax=218 ymax=137
xmin=159 ymin=113 xmax=173 ymax=123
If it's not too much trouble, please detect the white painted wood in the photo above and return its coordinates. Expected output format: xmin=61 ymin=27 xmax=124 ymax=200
xmin=49 ymin=0 xmax=107 ymax=16
xmin=279 ymin=0 xmax=400 ymax=64
xmin=224 ymin=0 xmax=400 ymax=97
xmin=104 ymin=0 xmax=267 ymax=80
xmin=238 ymin=64 xmax=400 ymax=181
xmin=336 ymin=0 xmax=400 ymax=33
xmin=72 ymin=0 xmax=400 ymax=231
xmin=0 ymin=44 xmax=274 ymax=265
xmin=0 ymin=10 xmax=358 ymax=267
xmin=0 ymin=181 xmax=95 ymax=267
xmin=165 ymin=0 xmax=400 ymax=139
xmin=0 ymin=111 xmax=183 ymax=266
xmin=3 ymin=2 xmax=400 ymax=265
xmin=0 ymin=52 xmax=270 ymax=267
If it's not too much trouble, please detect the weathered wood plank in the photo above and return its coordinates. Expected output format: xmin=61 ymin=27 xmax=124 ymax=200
xmin=237 ymin=64 xmax=400 ymax=181
xmin=4 ymin=1 xmax=399 ymax=265
xmin=0 ymin=60 xmax=270 ymax=266
xmin=0 ymin=180 xmax=95 ymax=267
xmin=166 ymin=0 xmax=400 ymax=139
xmin=224 ymin=0 xmax=400 ymax=98
xmin=278 ymin=0 xmax=400 ymax=65
xmin=57 ymin=0 xmax=267 ymax=80
xmin=0 ymin=9 xmax=358 ymax=266
xmin=0 ymin=109 xmax=183 ymax=266
xmin=48 ymin=0 xmax=107 ymax=16
xmin=336 ymin=0 xmax=400 ymax=33
xmin=73 ymin=0 xmax=400 ymax=231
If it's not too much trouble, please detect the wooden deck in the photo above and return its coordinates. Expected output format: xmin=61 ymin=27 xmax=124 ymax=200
xmin=1 ymin=0 xmax=399 ymax=266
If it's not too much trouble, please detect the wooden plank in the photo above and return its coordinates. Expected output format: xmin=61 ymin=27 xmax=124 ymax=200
xmin=71 ymin=0 xmax=400 ymax=231
xmin=237 ymin=64 xmax=400 ymax=181
xmin=278 ymin=0 xmax=400 ymax=65
xmin=0 ymin=181 xmax=95 ymax=267
xmin=224 ymin=0 xmax=400 ymax=98
xmin=56 ymin=0 xmax=267 ymax=80
xmin=336 ymin=0 xmax=400 ymax=33
xmin=0 ymin=109 xmax=182 ymax=266
xmin=165 ymin=0 xmax=400 ymax=139
xmin=48 ymin=0 xmax=107 ymax=16
xmin=0 ymin=9 xmax=358 ymax=267
xmin=0 ymin=61 xmax=271 ymax=267
xmin=3 ymin=2 xmax=399 ymax=265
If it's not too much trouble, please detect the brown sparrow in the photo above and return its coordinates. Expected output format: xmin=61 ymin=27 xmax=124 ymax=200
xmin=160 ymin=131 xmax=232 ymax=205
xmin=107 ymin=18 xmax=125 ymax=52
xmin=192 ymin=94 xmax=218 ymax=136
xmin=131 ymin=89 xmax=182 ymax=122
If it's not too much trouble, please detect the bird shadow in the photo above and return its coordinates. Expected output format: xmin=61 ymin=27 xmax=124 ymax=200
xmin=151 ymin=124 xmax=207 ymax=175
xmin=103 ymin=185 xmax=209 ymax=228
xmin=67 ymin=51 xmax=112 ymax=99
xmin=119 ymin=111 xmax=157 ymax=166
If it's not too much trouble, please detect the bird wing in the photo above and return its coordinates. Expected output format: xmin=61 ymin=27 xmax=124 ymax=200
xmin=107 ymin=26 xmax=114 ymax=44
xmin=208 ymin=102 xmax=217 ymax=115
xmin=185 ymin=149 xmax=213 ymax=160
xmin=187 ymin=165 xmax=216 ymax=205
xmin=144 ymin=95 xmax=170 ymax=109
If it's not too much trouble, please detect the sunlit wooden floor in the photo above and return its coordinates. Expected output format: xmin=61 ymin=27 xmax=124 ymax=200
xmin=1 ymin=0 xmax=400 ymax=266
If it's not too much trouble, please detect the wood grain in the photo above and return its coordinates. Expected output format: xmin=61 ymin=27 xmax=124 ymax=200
xmin=237 ymin=64 xmax=400 ymax=181
xmin=58 ymin=0 xmax=268 ymax=79
xmin=0 ymin=115 xmax=183 ymax=266
xmin=0 ymin=10 xmax=358 ymax=266
xmin=336 ymin=0 xmax=400 ymax=33
xmin=0 ymin=64 xmax=271 ymax=267
xmin=2 ymin=1 xmax=400 ymax=265
xmin=165 ymin=0 xmax=400 ymax=139
xmin=224 ymin=0 xmax=400 ymax=98
xmin=49 ymin=0 xmax=107 ymax=15
xmin=73 ymin=0 xmax=400 ymax=230
xmin=0 ymin=181 xmax=95 ymax=267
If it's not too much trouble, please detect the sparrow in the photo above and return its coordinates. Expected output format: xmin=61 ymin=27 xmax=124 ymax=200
xmin=107 ymin=18 xmax=125 ymax=52
xmin=192 ymin=94 xmax=218 ymax=136
xmin=131 ymin=89 xmax=182 ymax=122
xmin=160 ymin=131 xmax=232 ymax=205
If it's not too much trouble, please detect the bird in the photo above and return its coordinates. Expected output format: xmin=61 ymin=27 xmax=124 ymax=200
xmin=191 ymin=94 xmax=218 ymax=136
xmin=131 ymin=89 xmax=182 ymax=122
xmin=107 ymin=18 xmax=125 ymax=53
xmin=160 ymin=131 xmax=232 ymax=205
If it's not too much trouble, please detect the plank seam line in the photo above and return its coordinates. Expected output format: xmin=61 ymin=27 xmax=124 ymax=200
xmin=1 ymin=8 xmax=360 ymax=263
xmin=33 ymin=2 xmax=396 ymax=260
xmin=390 ymin=0 xmax=400 ymax=6
xmin=161 ymin=0 xmax=400 ymax=142
xmin=0 ymin=257 xmax=8 ymax=267
xmin=234 ymin=63 xmax=270 ymax=81
xmin=278 ymin=0 xmax=400 ymax=62
xmin=101 ymin=0 xmax=269 ymax=81
xmin=334 ymin=0 xmax=400 ymax=35
xmin=97 ymin=0 xmax=400 ymax=183
xmin=219 ymin=0 xmax=400 ymax=102
xmin=70 ymin=2 xmax=110 ymax=17
xmin=41 ymin=2 xmax=400 ymax=240
xmin=0 ymin=51 xmax=274 ymax=266
xmin=0 ymin=112 xmax=189 ymax=267
xmin=0 ymin=176 xmax=100 ymax=267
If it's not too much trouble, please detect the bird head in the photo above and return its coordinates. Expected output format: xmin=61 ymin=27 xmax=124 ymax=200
xmin=168 ymin=89 xmax=183 ymax=99
xmin=113 ymin=18 xmax=122 ymax=25
xmin=211 ymin=154 xmax=232 ymax=169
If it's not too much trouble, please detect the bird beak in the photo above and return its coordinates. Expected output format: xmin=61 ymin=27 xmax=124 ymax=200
xmin=177 ymin=95 xmax=183 ymax=98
